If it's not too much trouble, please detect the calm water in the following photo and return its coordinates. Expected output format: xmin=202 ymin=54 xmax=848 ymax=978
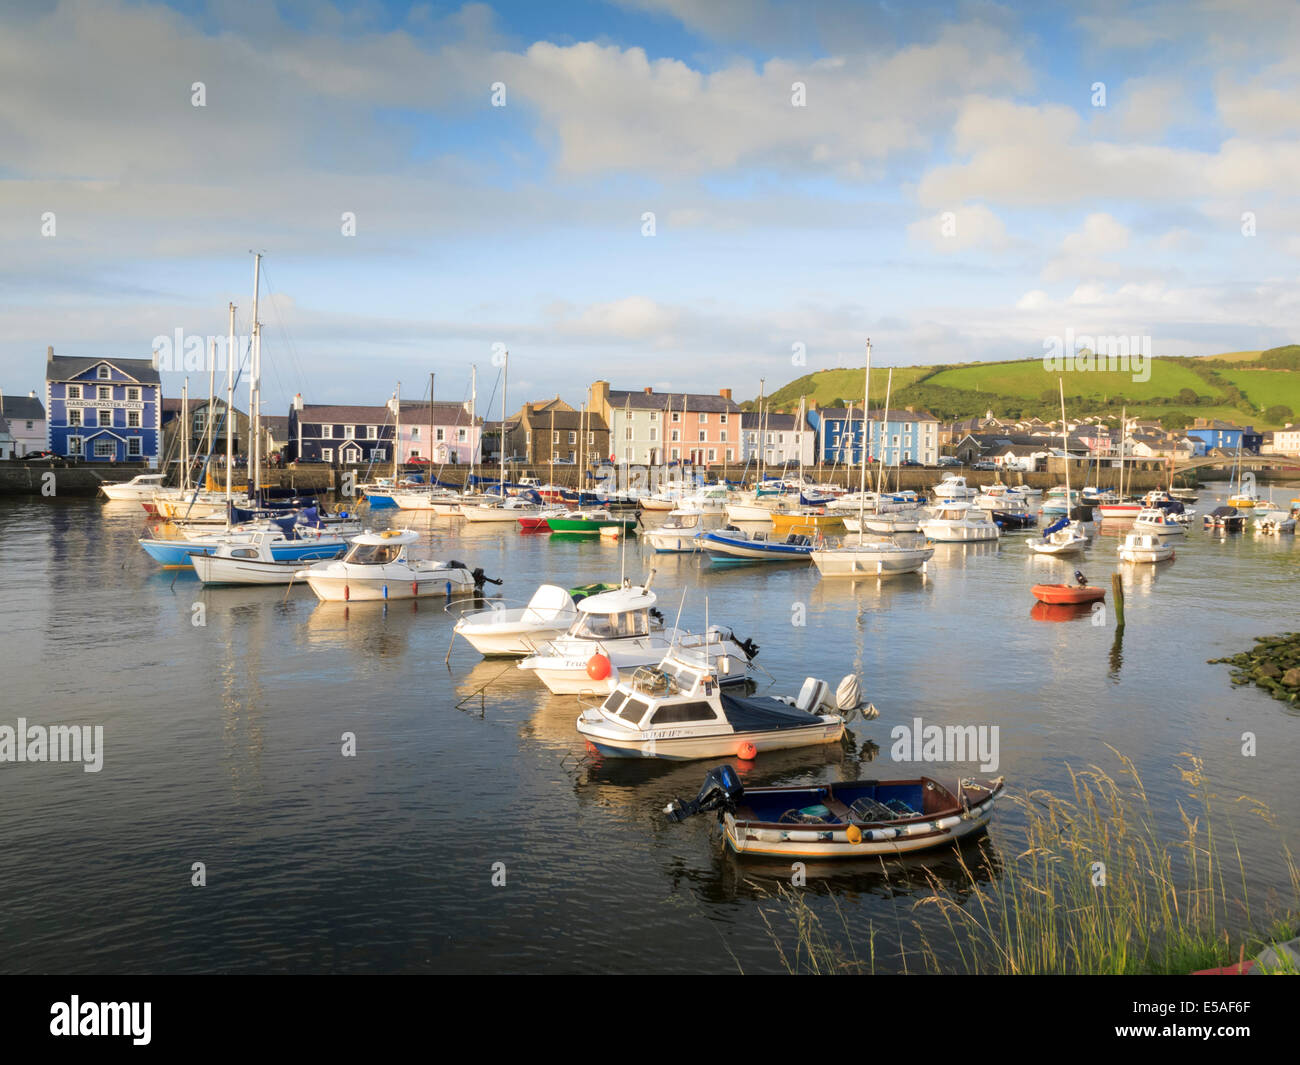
xmin=1 ymin=489 xmax=1297 ymax=973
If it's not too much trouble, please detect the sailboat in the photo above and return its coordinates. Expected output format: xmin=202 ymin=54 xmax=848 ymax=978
xmin=1029 ymin=381 xmax=1090 ymax=556
xmin=811 ymin=341 xmax=934 ymax=577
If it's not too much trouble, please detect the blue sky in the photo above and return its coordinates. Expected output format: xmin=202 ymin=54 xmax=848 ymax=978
xmin=2 ymin=0 xmax=1298 ymax=417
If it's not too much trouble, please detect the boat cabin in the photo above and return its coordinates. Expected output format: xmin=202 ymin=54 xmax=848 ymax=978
xmin=565 ymin=585 xmax=657 ymax=640
xmin=342 ymin=530 xmax=418 ymax=564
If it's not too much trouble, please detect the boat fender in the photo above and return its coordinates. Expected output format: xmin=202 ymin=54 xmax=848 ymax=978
xmin=934 ymin=815 xmax=962 ymax=831
xmin=344 ymin=585 xmax=350 ymax=601
xmin=587 ymin=653 xmax=611 ymax=681
xmin=738 ymin=741 xmax=757 ymax=760
xmin=865 ymin=828 xmax=897 ymax=842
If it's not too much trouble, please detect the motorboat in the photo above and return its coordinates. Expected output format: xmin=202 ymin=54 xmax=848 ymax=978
xmin=666 ymin=765 xmax=1004 ymax=859
xmin=99 ymin=473 xmax=169 ymax=501
xmin=1095 ymin=497 xmax=1142 ymax=520
xmin=1041 ymin=486 xmax=1084 ymax=517
xmin=810 ymin=531 xmax=933 ymax=577
xmin=701 ymin=525 xmax=817 ymax=563
xmin=459 ymin=495 xmax=548 ymax=523
xmin=643 ymin=511 xmax=703 ymax=553
xmin=1117 ymin=531 xmax=1175 ymax=563
xmin=673 ymin=486 xmax=728 ymax=514
xmin=845 ymin=510 xmax=925 ymax=535
xmin=1027 ymin=516 xmax=1089 ymax=556
xmin=453 ymin=583 xmax=585 ymax=656
xmin=546 ymin=509 xmax=639 ymax=535
xmin=295 ymin=530 xmax=491 ymax=601
xmin=577 ymin=654 xmax=860 ymax=760
xmin=1133 ymin=506 xmax=1186 ymax=537
xmin=1254 ymin=509 xmax=1297 ymax=535
xmin=389 ymin=487 xmax=465 ymax=513
xmin=1203 ymin=506 xmax=1247 ymax=532
xmin=516 ymin=582 xmax=758 ymax=695
xmin=190 ymin=531 xmax=346 ymax=584
xmin=931 ymin=474 xmax=977 ymax=501
xmin=140 ymin=521 xmax=347 ymax=568
xmin=919 ymin=502 xmax=999 ymax=542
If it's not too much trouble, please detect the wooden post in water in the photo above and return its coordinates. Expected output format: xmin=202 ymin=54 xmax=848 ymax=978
xmin=1112 ymin=572 xmax=1125 ymax=629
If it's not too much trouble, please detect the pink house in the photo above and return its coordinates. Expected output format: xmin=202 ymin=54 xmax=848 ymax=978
xmin=397 ymin=400 xmax=482 ymax=466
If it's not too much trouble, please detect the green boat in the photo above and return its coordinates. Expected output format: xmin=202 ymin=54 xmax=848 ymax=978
xmin=545 ymin=509 xmax=639 ymax=535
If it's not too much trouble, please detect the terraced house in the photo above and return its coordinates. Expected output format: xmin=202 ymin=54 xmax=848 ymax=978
xmin=588 ymin=381 xmax=741 ymax=467
xmin=45 ymin=349 xmax=161 ymax=462
xmin=286 ymin=397 xmax=396 ymax=465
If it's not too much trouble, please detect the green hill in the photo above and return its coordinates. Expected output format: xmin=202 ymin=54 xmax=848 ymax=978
xmin=748 ymin=346 xmax=1300 ymax=429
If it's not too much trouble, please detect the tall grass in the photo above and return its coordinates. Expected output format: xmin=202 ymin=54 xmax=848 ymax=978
xmin=763 ymin=748 xmax=1299 ymax=974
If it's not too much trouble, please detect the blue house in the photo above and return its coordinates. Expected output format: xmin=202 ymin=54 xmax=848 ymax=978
xmin=287 ymin=400 xmax=397 ymax=464
xmin=45 ymin=350 xmax=162 ymax=462
xmin=1185 ymin=419 xmax=1262 ymax=455
xmin=808 ymin=407 xmax=940 ymax=465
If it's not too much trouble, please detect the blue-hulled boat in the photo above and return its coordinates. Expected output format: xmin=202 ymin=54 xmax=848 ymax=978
xmin=701 ymin=525 xmax=817 ymax=563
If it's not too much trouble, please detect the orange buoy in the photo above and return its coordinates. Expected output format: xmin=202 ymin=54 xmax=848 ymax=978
xmin=846 ymin=824 xmax=863 ymax=845
xmin=738 ymin=741 xmax=757 ymax=760
xmin=412 ymin=580 xmax=419 ymax=596
xmin=587 ymin=653 xmax=611 ymax=681
xmin=344 ymin=585 xmax=350 ymax=601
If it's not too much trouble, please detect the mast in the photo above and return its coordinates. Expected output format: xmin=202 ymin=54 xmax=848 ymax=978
xmin=225 ymin=302 xmax=235 ymax=502
xmin=499 ymin=352 xmax=508 ymax=495
xmin=181 ymin=377 xmax=189 ymax=491
xmin=756 ymin=379 xmax=765 ymax=487
xmin=876 ymin=367 xmax=893 ymax=497
xmin=429 ymin=372 xmax=435 ymax=479
xmin=249 ymin=252 xmax=261 ymax=504
xmin=857 ymin=340 xmax=872 ymax=542
xmin=1059 ymin=379 xmax=1071 ymax=507
xmin=550 ymin=405 xmax=555 ymax=487
xmin=393 ymin=382 xmax=401 ymax=482
xmin=206 ymin=339 xmax=216 ymax=474
xmin=470 ymin=364 xmax=477 ymax=484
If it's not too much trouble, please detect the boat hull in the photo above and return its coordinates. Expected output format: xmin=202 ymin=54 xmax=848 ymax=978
xmin=583 ymin=721 xmax=844 ymax=760
xmin=810 ymin=547 xmax=932 ymax=576
xmin=140 ymin=537 xmax=344 ymax=568
xmin=1031 ymin=583 xmax=1105 ymax=605
xmin=723 ymin=803 xmax=992 ymax=858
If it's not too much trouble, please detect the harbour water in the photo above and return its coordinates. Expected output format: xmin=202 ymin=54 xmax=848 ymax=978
xmin=1 ymin=490 xmax=1297 ymax=973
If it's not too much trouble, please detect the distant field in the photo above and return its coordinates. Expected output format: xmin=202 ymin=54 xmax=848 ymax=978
xmin=1198 ymin=351 xmax=1263 ymax=362
xmin=762 ymin=365 xmax=932 ymax=408
xmin=1216 ymin=368 xmax=1300 ymax=416
xmin=925 ymin=358 xmax=1221 ymax=404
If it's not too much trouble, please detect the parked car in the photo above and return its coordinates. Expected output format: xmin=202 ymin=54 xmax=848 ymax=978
xmin=971 ymin=460 xmax=997 ymax=471
xmin=900 ymin=458 xmax=922 ymax=467
xmin=937 ymin=456 xmax=961 ymax=467
xmin=23 ymin=450 xmax=58 ymax=460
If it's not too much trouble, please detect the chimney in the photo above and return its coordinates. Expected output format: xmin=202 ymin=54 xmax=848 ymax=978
xmin=719 ymin=388 xmax=732 ymax=401
xmin=47 ymin=345 xmax=54 ymax=359
xmin=644 ymin=386 xmax=653 ymax=395
xmin=293 ymin=392 xmax=304 ymax=411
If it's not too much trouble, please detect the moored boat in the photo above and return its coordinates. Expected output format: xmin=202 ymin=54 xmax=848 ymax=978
xmin=701 ymin=525 xmax=816 ymax=563
xmin=1117 ymin=531 xmax=1175 ymax=563
xmin=453 ymin=583 xmax=585 ymax=656
xmin=296 ymin=530 xmax=493 ymax=601
xmin=1031 ymin=574 xmax=1105 ymax=605
xmin=666 ymin=766 xmax=1004 ymax=858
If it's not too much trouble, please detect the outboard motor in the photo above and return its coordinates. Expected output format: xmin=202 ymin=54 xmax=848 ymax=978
xmin=471 ymin=567 xmax=502 ymax=589
xmin=737 ymin=636 xmax=760 ymax=661
xmin=664 ymin=764 xmax=744 ymax=823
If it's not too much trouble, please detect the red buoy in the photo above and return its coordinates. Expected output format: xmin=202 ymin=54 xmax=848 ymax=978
xmin=344 ymin=585 xmax=350 ymax=601
xmin=738 ymin=741 xmax=757 ymax=760
xmin=412 ymin=581 xmax=419 ymax=597
xmin=587 ymin=653 xmax=611 ymax=681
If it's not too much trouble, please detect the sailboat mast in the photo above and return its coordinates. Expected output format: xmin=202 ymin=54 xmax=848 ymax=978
xmin=499 ymin=352 xmax=508 ymax=494
xmin=225 ymin=302 xmax=235 ymax=501
xmin=250 ymin=252 xmax=261 ymax=503
xmin=756 ymin=379 xmax=765 ymax=486
xmin=1059 ymin=379 xmax=1070 ymax=502
xmin=429 ymin=372 xmax=435 ymax=477
xmin=470 ymin=364 xmax=477 ymax=485
xmin=877 ymin=366 xmax=893 ymax=497
xmin=393 ymin=382 xmax=401 ymax=481
xmin=181 ymin=377 xmax=189 ymax=492
xmin=206 ymin=339 xmax=216 ymax=468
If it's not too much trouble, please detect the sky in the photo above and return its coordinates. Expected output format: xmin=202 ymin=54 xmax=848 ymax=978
xmin=2 ymin=0 xmax=1299 ymax=416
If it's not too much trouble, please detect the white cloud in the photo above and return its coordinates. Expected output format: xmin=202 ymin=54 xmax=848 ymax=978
xmin=906 ymin=204 xmax=1008 ymax=253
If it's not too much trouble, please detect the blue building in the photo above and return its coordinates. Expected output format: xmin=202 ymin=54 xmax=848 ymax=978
xmin=808 ymin=407 xmax=940 ymax=465
xmin=1185 ymin=419 xmax=1262 ymax=455
xmin=287 ymin=401 xmax=397 ymax=465
xmin=45 ymin=351 xmax=162 ymax=463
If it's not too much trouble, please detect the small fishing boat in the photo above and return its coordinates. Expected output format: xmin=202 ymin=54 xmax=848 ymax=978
xmin=1117 ymin=531 xmax=1175 ymax=563
xmin=140 ymin=523 xmax=347 ymax=568
xmin=1203 ymin=505 xmax=1247 ymax=532
xmin=665 ymin=765 xmax=1004 ymax=858
xmin=1027 ymin=516 xmax=1089 ymax=556
xmin=919 ymin=502 xmax=999 ymax=542
xmin=643 ymin=511 xmax=703 ymax=553
xmin=453 ymin=583 xmax=586 ymax=656
xmin=1041 ymin=486 xmax=1085 ymax=517
xmin=190 ymin=531 xmax=346 ymax=584
xmin=546 ymin=509 xmax=639 ymax=535
xmin=577 ymin=652 xmax=861 ymax=760
xmin=517 ymin=581 xmax=757 ymax=695
xmin=1132 ymin=506 xmax=1186 ymax=537
xmin=459 ymin=496 xmax=547 ymax=523
xmin=1031 ymin=573 xmax=1105 ymax=605
xmin=296 ymin=530 xmax=493 ymax=601
xmin=810 ymin=532 xmax=933 ymax=577
xmin=701 ymin=525 xmax=816 ymax=563
xmin=931 ymin=474 xmax=977 ymax=501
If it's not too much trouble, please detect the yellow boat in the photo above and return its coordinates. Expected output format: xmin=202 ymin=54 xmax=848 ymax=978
xmin=769 ymin=510 xmax=844 ymax=537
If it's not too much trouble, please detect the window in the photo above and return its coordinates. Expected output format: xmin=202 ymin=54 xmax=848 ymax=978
xmin=98 ymin=386 xmax=111 ymax=401
xmin=707 ymin=449 xmax=716 ymax=462
xmin=68 ymin=436 xmax=82 ymax=456
xmin=344 ymin=447 xmax=360 ymax=464
xmin=366 ymin=425 xmax=376 ymax=439
xmin=618 ymin=696 xmax=651 ymax=725
xmin=904 ymin=423 xmax=912 ymax=433
xmin=128 ymin=410 xmax=141 ymax=428
xmin=671 ymin=429 xmax=680 ymax=442
xmin=321 ymin=448 xmax=333 ymax=462
xmin=624 ymin=447 xmax=632 ymax=461
xmin=127 ymin=387 xmax=140 ymax=402
xmin=625 ymin=427 xmax=633 ymax=440
xmin=671 ymin=448 xmax=680 ymax=460
xmin=68 ymin=385 xmax=82 ymax=400
xmin=650 ymin=701 xmax=716 ymax=725
xmin=552 ymin=431 xmax=560 ymax=444
xmin=568 ymin=431 xmax=576 ymax=444
xmin=698 ymin=413 xmax=707 ymax=423
xmin=94 ymin=439 xmax=115 ymax=457
xmin=97 ymin=365 xmax=110 ymax=379
xmin=720 ymin=413 xmax=728 ymax=424
xmin=411 ymin=427 xmax=420 ymax=439
xmin=720 ymin=431 xmax=727 ymax=443
xmin=98 ymin=409 xmax=113 ymax=427
xmin=671 ymin=412 xmax=680 ymax=422
xmin=458 ymin=428 xmax=466 ymax=442
xmin=588 ymin=431 xmax=595 ymax=444
xmin=409 ymin=449 xmax=419 ymax=458
xmin=649 ymin=427 xmax=657 ymax=441
xmin=372 ymin=448 xmax=386 ymax=460
xmin=127 ymin=438 xmax=141 ymax=457
xmin=68 ymin=408 xmax=82 ymax=427
xmin=726 ymin=449 xmax=734 ymax=461
xmin=344 ymin=425 xmax=354 ymax=440
xmin=192 ymin=412 xmax=206 ymax=434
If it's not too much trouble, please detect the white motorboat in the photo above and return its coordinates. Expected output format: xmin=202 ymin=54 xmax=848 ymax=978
xmin=701 ymin=525 xmax=816 ymax=562
xmin=1028 ymin=516 xmax=1089 ymax=556
xmin=296 ymin=530 xmax=487 ymax=601
xmin=575 ymin=649 xmax=861 ymax=760
xmin=190 ymin=531 xmax=345 ymax=585
xmin=516 ymin=582 xmax=757 ymax=695
xmin=1132 ymin=507 xmax=1186 ymax=537
xmin=919 ymin=502 xmax=999 ymax=542
xmin=1117 ymin=531 xmax=1175 ymax=563
xmin=845 ymin=510 xmax=925 ymax=534
xmin=931 ymin=475 xmax=977 ymax=501
xmin=1254 ymin=509 xmax=1297 ymax=535
xmin=673 ymin=486 xmax=728 ymax=514
xmin=643 ymin=511 xmax=703 ymax=553
xmin=810 ymin=532 xmax=933 ymax=577
xmin=390 ymin=487 xmax=465 ymax=513
xmin=453 ymin=584 xmax=582 ymax=656
xmin=459 ymin=496 xmax=547 ymax=523
xmin=99 ymin=473 xmax=170 ymax=501
xmin=723 ymin=499 xmax=780 ymax=522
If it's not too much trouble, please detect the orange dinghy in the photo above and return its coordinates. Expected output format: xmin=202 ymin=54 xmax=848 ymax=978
xmin=1031 ymin=583 xmax=1105 ymax=606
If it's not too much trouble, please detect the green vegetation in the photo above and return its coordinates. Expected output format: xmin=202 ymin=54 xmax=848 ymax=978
xmin=750 ymin=346 xmax=1300 ymax=427
xmin=761 ymin=751 xmax=1299 ymax=974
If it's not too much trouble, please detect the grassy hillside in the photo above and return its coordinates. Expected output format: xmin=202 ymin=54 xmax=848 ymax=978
xmin=751 ymin=346 xmax=1300 ymax=429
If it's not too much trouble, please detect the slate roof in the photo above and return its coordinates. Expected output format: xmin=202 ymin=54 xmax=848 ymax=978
xmin=606 ymin=389 xmax=740 ymax=414
xmin=0 ymin=395 xmax=45 ymax=419
xmin=47 ymin=355 xmax=160 ymax=384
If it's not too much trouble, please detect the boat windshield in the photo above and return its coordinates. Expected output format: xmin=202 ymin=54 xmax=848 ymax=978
xmin=573 ymin=609 xmax=650 ymax=639
xmin=343 ymin=542 xmax=403 ymax=565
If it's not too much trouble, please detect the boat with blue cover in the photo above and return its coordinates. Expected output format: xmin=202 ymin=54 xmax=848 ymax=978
xmin=666 ymin=766 xmax=1004 ymax=858
xmin=701 ymin=525 xmax=817 ymax=562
